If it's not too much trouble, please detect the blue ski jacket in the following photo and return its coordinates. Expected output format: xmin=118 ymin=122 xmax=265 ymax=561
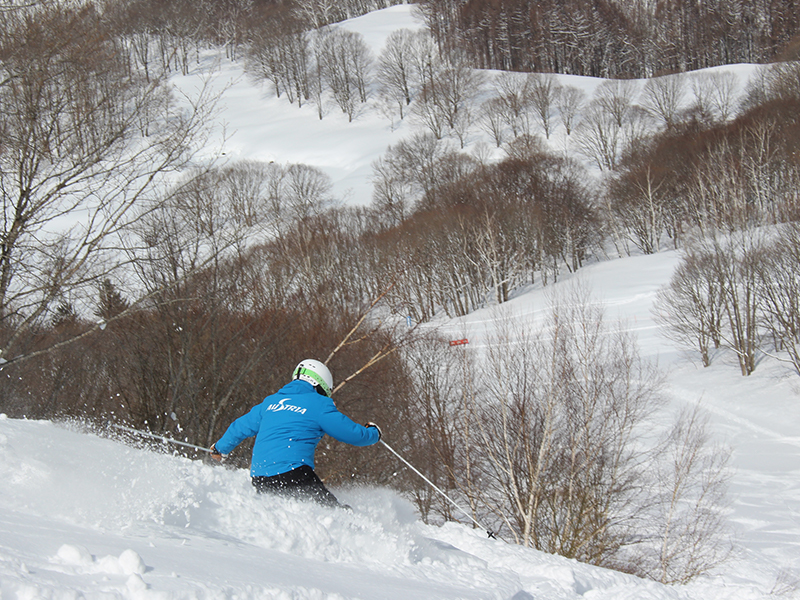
xmin=214 ymin=379 xmax=380 ymax=477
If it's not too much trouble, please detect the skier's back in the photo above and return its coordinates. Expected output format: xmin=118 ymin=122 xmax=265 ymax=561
xmin=211 ymin=359 xmax=381 ymax=506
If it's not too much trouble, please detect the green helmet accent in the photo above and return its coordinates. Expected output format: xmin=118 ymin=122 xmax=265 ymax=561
xmin=293 ymin=359 xmax=333 ymax=396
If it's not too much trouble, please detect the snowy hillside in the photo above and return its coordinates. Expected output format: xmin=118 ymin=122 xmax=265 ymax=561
xmin=437 ymin=251 xmax=800 ymax=598
xmin=2 ymin=250 xmax=798 ymax=599
xmin=0 ymin=404 xmax=784 ymax=600
xmin=3 ymin=4 xmax=799 ymax=599
xmin=174 ymin=4 xmax=431 ymax=206
xmin=176 ymin=4 xmax=758 ymax=206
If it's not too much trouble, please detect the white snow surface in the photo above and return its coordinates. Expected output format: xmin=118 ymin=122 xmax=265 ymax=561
xmin=3 ymin=5 xmax=800 ymax=599
xmin=0 ymin=383 xmax=794 ymax=600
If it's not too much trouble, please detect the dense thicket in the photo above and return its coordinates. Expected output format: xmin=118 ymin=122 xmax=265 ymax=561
xmin=419 ymin=0 xmax=800 ymax=78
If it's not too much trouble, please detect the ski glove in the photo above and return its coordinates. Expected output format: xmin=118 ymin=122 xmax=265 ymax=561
xmin=365 ymin=422 xmax=382 ymax=440
xmin=209 ymin=444 xmax=224 ymax=462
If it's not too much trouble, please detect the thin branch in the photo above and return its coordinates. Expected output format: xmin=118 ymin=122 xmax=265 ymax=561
xmin=324 ymin=281 xmax=395 ymax=365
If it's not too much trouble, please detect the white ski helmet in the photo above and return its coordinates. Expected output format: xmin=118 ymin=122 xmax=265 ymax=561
xmin=293 ymin=359 xmax=333 ymax=397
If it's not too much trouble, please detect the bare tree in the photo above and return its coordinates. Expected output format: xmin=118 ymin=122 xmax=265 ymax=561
xmin=214 ymin=160 xmax=291 ymax=237
xmin=407 ymin=28 xmax=440 ymax=96
xmin=644 ymin=403 xmax=732 ymax=585
xmin=479 ymin=96 xmax=509 ymax=148
xmin=556 ymin=84 xmax=586 ymax=136
xmin=640 ymin=73 xmax=687 ymax=130
xmin=575 ymin=100 xmax=622 ymax=171
xmin=739 ymin=65 xmax=774 ymax=114
xmin=470 ymin=210 xmax=522 ymax=305
xmin=467 ymin=286 xmax=667 ymax=564
xmin=293 ymin=0 xmax=341 ymax=29
xmin=283 ymin=163 xmax=336 ymax=221
xmin=0 ymin=4 xmax=218 ymax=367
xmin=529 ymin=74 xmax=560 ymax=139
xmin=707 ymin=71 xmax=740 ymax=122
xmin=412 ymin=81 xmax=448 ymax=139
xmin=755 ymin=223 xmax=800 ymax=377
xmin=594 ymin=79 xmax=639 ymax=128
xmin=113 ymin=157 xmax=340 ymax=443
xmin=316 ymin=28 xmax=372 ymax=120
xmin=370 ymin=156 xmax=413 ymax=227
xmin=653 ymin=246 xmax=724 ymax=367
xmin=690 ymin=71 xmax=738 ymax=123
xmin=376 ymin=28 xmax=419 ymax=120
xmin=276 ymin=22 xmax=312 ymax=107
xmin=496 ymin=72 xmax=534 ymax=138
xmin=308 ymin=29 xmax=329 ymax=120
xmin=743 ymin=62 xmax=800 ymax=110
xmin=608 ymin=162 xmax=668 ymax=254
xmin=402 ymin=334 xmax=473 ymax=523
xmin=371 ymin=132 xmax=453 ymax=208
xmin=657 ymin=232 xmax=764 ymax=376
xmin=684 ymin=141 xmax=749 ymax=234
xmin=348 ymin=30 xmax=373 ymax=103
xmin=413 ymin=56 xmax=485 ymax=145
xmin=574 ymin=76 xmax=648 ymax=170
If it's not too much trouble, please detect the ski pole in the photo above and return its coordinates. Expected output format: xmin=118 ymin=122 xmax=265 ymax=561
xmin=379 ymin=439 xmax=497 ymax=539
xmin=109 ymin=423 xmax=213 ymax=453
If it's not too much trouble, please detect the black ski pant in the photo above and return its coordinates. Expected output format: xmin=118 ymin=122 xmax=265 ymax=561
xmin=252 ymin=465 xmax=341 ymax=507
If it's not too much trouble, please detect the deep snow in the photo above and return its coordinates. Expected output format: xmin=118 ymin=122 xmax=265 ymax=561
xmin=0 ymin=394 xmax=791 ymax=600
xmin=2 ymin=4 xmax=799 ymax=599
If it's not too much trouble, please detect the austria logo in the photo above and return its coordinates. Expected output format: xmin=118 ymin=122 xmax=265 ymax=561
xmin=267 ymin=398 xmax=307 ymax=415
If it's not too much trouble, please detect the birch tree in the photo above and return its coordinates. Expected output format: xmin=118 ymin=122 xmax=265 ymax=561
xmin=376 ymin=28 xmax=419 ymax=120
xmin=756 ymin=223 xmax=800 ymax=377
xmin=646 ymin=403 xmax=731 ymax=585
xmin=471 ymin=286 xmax=666 ymax=562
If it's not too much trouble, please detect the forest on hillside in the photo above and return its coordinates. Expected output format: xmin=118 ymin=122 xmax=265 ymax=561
xmin=2 ymin=0 xmax=800 ymax=585
xmin=419 ymin=0 xmax=800 ymax=78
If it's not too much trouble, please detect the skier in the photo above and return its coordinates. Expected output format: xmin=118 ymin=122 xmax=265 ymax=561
xmin=210 ymin=359 xmax=382 ymax=507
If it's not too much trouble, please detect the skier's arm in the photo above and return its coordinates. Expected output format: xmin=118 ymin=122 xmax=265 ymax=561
xmin=214 ymin=403 xmax=264 ymax=455
xmin=318 ymin=401 xmax=380 ymax=446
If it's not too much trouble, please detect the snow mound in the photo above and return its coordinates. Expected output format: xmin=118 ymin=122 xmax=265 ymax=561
xmin=55 ymin=544 xmax=147 ymax=576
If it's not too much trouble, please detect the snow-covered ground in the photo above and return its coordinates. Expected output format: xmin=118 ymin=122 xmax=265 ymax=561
xmin=179 ymin=4 xmax=759 ymax=206
xmin=177 ymin=4 xmax=430 ymax=206
xmin=2 ymin=4 xmax=799 ymax=599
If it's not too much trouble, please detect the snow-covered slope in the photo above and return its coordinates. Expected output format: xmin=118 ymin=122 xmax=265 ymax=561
xmin=436 ymin=250 xmax=800 ymax=597
xmin=177 ymin=4 xmax=760 ymax=206
xmin=175 ymin=4 xmax=429 ymax=207
xmin=0 ymin=409 xmax=778 ymax=600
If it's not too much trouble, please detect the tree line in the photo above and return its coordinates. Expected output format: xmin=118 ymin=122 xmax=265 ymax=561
xmin=418 ymin=0 xmax=800 ymax=78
